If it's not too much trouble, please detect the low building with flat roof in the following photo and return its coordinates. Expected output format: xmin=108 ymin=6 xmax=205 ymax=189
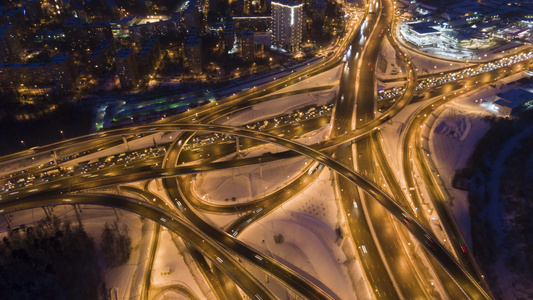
xmin=493 ymin=88 xmax=533 ymax=116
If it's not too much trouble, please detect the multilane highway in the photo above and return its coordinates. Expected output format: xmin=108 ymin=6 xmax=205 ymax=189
xmin=0 ymin=193 xmax=277 ymax=300
xmin=1 ymin=122 xmax=492 ymax=299
xmin=4 ymin=0 xmax=529 ymax=298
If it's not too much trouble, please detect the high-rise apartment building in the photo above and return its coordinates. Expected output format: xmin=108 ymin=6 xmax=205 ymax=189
xmin=87 ymin=39 xmax=116 ymax=76
xmin=271 ymin=0 xmax=303 ymax=53
xmin=184 ymin=29 xmax=203 ymax=74
xmin=115 ymin=48 xmax=139 ymax=89
xmin=184 ymin=0 xmax=202 ymax=30
xmin=240 ymin=30 xmax=255 ymax=61
xmin=137 ymin=38 xmax=161 ymax=75
xmin=233 ymin=16 xmax=271 ymax=35
xmin=243 ymin=0 xmax=267 ymax=14
xmin=49 ymin=54 xmax=78 ymax=93
xmin=0 ymin=25 xmax=22 ymax=63
xmin=64 ymin=18 xmax=113 ymax=52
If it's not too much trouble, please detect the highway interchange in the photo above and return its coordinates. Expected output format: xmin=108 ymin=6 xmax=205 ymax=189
xmin=1 ymin=0 xmax=532 ymax=299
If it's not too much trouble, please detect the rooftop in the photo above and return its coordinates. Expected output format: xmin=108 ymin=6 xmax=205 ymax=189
xmin=408 ymin=22 xmax=439 ymax=35
xmin=272 ymin=0 xmax=302 ymax=7
xmin=496 ymin=89 xmax=533 ymax=109
xmin=116 ymin=48 xmax=134 ymax=58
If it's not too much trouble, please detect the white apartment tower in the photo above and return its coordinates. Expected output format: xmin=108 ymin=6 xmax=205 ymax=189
xmin=271 ymin=0 xmax=303 ymax=53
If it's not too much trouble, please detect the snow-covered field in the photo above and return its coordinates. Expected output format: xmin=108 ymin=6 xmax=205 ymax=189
xmin=192 ymin=156 xmax=309 ymax=204
xmin=238 ymin=168 xmax=370 ymax=300
xmin=377 ymin=35 xmax=408 ymax=81
xmin=218 ymin=87 xmax=337 ymax=127
xmin=0 ymin=204 xmax=152 ymax=300
xmin=192 ymin=125 xmax=331 ymax=204
xmin=273 ymin=65 xmax=343 ymax=94
xmin=428 ymin=106 xmax=490 ymax=249
xmin=150 ymin=228 xmax=212 ymax=300
xmin=426 ymin=73 xmax=532 ymax=247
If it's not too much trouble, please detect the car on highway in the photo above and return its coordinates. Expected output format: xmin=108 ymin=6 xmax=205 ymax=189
xmin=401 ymin=213 xmax=410 ymax=225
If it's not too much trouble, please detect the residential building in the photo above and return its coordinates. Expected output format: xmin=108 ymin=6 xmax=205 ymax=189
xmin=49 ymin=54 xmax=78 ymax=93
xmin=184 ymin=30 xmax=202 ymax=74
xmin=87 ymin=39 xmax=116 ymax=76
xmin=224 ymin=21 xmax=235 ymax=52
xmin=271 ymin=0 xmax=303 ymax=53
xmin=184 ymin=0 xmax=201 ymax=30
xmin=240 ymin=30 xmax=254 ymax=61
xmin=233 ymin=16 xmax=271 ymax=34
xmin=129 ymin=15 xmax=180 ymax=44
xmin=0 ymin=25 xmax=22 ymax=63
xmin=115 ymin=48 xmax=139 ymax=89
xmin=137 ymin=38 xmax=161 ymax=75
xmin=63 ymin=18 xmax=113 ymax=52
xmin=0 ymin=54 xmax=77 ymax=94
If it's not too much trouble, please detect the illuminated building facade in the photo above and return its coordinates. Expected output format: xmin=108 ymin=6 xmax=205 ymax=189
xmin=0 ymin=25 xmax=22 ymax=63
xmin=240 ymin=30 xmax=255 ymax=61
xmin=115 ymin=48 xmax=139 ymax=89
xmin=0 ymin=54 xmax=77 ymax=94
xmin=271 ymin=0 xmax=303 ymax=53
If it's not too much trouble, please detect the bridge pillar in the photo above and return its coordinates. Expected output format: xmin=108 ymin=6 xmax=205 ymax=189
xmin=113 ymin=208 xmax=119 ymax=221
xmin=3 ymin=214 xmax=10 ymax=228
xmin=52 ymin=150 xmax=59 ymax=166
xmin=73 ymin=204 xmax=82 ymax=225
xmin=42 ymin=206 xmax=50 ymax=218
xmin=122 ymin=136 xmax=129 ymax=152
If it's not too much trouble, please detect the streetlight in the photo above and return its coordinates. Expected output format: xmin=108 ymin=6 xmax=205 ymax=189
xmin=21 ymin=140 xmax=26 ymax=149
xmin=60 ymin=130 xmax=65 ymax=140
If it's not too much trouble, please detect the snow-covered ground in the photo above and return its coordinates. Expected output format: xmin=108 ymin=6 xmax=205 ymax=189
xmin=106 ymin=209 xmax=154 ymax=300
xmin=192 ymin=156 xmax=309 ymax=204
xmin=188 ymin=61 xmax=366 ymax=299
xmin=376 ymin=35 xmax=408 ymax=81
xmin=150 ymin=228 xmax=212 ymax=300
xmin=218 ymin=87 xmax=337 ymax=127
xmin=379 ymin=97 xmax=431 ymax=176
xmin=426 ymin=72 xmax=532 ymax=248
xmin=192 ymin=124 xmax=331 ymax=205
xmin=0 ymin=204 xmax=152 ymax=300
xmin=399 ymin=44 xmax=474 ymax=77
xmin=272 ymin=65 xmax=343 ymax=94
xmin=427 ymin=106 xmax=490 ymax=249
xmin=378 ymin=71 xmax=532 ymax=249
xmin=238 ymin=168 xmax=370 ymax=300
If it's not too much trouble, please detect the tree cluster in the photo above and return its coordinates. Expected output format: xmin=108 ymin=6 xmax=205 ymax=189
xmin=0 ymin=216 xmax=104 ymax=299
xmin=460 ymin=109 xmax=533 ymax=298
xmin=100 ymin=221 xmax=132 ymax=268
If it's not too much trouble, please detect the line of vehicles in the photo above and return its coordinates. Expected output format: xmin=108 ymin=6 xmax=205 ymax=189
xmin=1 ymin=147 xmax=167 ymax=194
